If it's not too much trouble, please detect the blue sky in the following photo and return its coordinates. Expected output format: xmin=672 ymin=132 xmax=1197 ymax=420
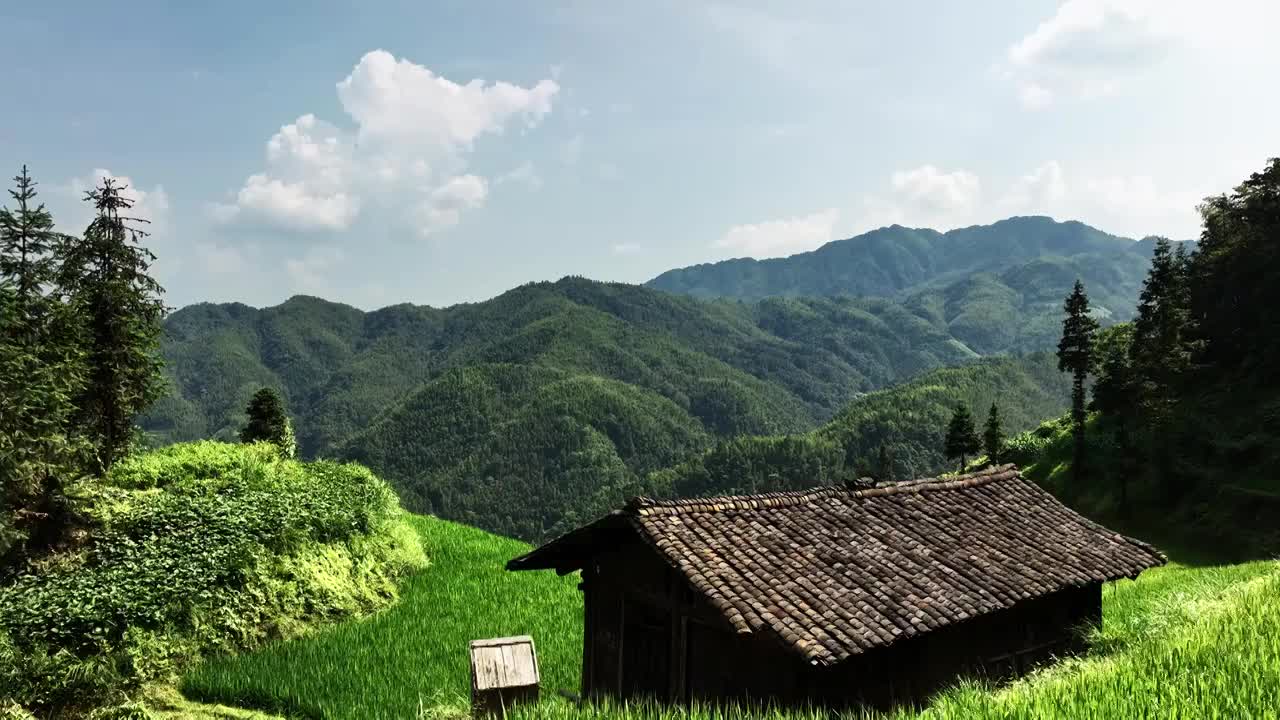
xmin=2 ymin=1 xmax=1277 ymax=310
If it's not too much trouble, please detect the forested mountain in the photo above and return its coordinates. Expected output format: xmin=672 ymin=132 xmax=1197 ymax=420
xmin=342 ymin=353 xmax=1070 ymax=540
xmin=648 ymin=216 xmax=1159 ymax=307
xmin=142 ymin=277 xmax=981 ymax=457
xmin=139 ymin=215 xmax=1194 ymax=542
xmin=141 ymin=273 xmax=1081 ymax=539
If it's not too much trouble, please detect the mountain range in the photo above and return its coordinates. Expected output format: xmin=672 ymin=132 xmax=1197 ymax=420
xmin=142 ymin=216 xmax=1165 ymax=540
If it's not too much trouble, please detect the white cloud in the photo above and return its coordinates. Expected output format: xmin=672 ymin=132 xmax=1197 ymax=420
xmin=66 ymin=169 xmax=170 ymax=235
xmin=214 ymin=49 xmax=559 ymax=236
xmin=612 ymin=242 xmax=643 ymax=255
xmin=336 ymin=49 xmax=558 ymax=154
xmin=890 ymin=165 xmax=982 ymax=215
xmin=1004 ymin=0 xmax=1279 ymax=109
xmin=714 ymin=208 xmax=840 ymax=258
xmin=1081 ymin=173 xmax=1203 ymax=237
xmin=219 ymin=174 xmax=360 ymax=231
xmin=416 ymin=174 xmax=488 ymax=236
xmin=999 ymin=161 xmax=1067 ymax=211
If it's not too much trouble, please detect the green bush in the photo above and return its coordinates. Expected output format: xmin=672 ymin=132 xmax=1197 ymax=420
xmin=0 ymin=441 xmax=425 ymax=717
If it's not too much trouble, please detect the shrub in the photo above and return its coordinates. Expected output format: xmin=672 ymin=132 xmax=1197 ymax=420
xmin=0 ymin=441 xmax=425 ymax=717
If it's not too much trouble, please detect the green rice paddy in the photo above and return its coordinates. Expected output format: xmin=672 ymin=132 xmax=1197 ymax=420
xmin=183 ymin=516 xmax=1280 ymax=719
xmin=181 ymin=514 xmax=583 ymax=719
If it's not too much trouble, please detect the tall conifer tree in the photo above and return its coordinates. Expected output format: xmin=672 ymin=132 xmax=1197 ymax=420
xmin=0 ymin=168 xmax=86 ymax=559
xmin=56 ymin=178 xmax=167 ymax=474
xmin=944 ymin=404 xmax=980 ymax=473
xmin=982 ymin=403 xmax=1004 ymax=466
xmin=0 ymin=166 xmax=59 ymax=334
xmin=1058 ymin=279 xmax=1098 ymax=496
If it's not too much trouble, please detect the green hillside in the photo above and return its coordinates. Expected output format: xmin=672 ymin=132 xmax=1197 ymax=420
xmin=328 ymin=354 xmax=1070 ymax=542
xmin=338 ymin=364 xmax=713 ymax=541
xmin=0 ymin=442 xmax=425 ymax=718
xmin=179 ymin=511 xmax=1280 ymax=720
xmin=141 ymin=270 xmax=1099 ymax=541
xmin=645 ymin=353 xmax=1071 ymax=500
xmin=144 ymin=279 xmax=983 ymax=458
xmin=647 ymin=216 xmax=1154 ymax=304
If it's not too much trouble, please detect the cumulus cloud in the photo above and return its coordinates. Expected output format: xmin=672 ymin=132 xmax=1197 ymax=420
xmin=890 ymin=165 xmax=982 ymax=215
xmin=66 ymin=168 xmax=170 ymax=234
xmin=416 ymin=175 xmax=488 ymax=236
xmin=714 ymin=208 xmax=840 ymax=257
xmin=999 ymin=161 xmax=1067 ymax=211
xmin=335 ymin=50 xmax=557 ymax=154
xmin=1004 ymin=0 xmax=1278 ymax=109
xmin=213 ymin=49 xmax=559 ymax=236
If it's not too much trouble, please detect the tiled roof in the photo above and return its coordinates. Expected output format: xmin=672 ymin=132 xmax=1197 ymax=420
xmin=508 ymin=465 xmax=1166 ymax=666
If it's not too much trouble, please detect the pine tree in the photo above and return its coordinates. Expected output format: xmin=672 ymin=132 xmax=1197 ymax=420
xmin=1092 ymin=323 xmax=1137 ymax=515
xmin=1058 ymin=279 xmax=1098 ymax=496
xmin=56 ymin=177 xmax=167 ymax=475
xmin=944 ymin=404 xmax=980 ymax=473
xmin=240 ymin=387 xmax=295 ymax=457
xmin=982 ymin=403 xmax=1004 ymax=466
xmin=1132 ymin=238 xmax=1193 ymax=406
xmin=0 ymin=166 xmax=60 ymax=336
xmin=1192 ymin=158 xmax=1280 ymax=374
xmin=0 ymin=168 xmax=87 ymax=560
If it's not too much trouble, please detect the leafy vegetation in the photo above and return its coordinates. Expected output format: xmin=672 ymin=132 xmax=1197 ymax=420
xmin=182 ymin=514 xmax=580 ymax=720
xmin=0 ymin=441 xmax=425 ymax=717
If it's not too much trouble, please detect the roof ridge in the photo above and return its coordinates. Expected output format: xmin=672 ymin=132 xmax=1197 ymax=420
xmin=626 ymin=464 xmax=1021 ymax=516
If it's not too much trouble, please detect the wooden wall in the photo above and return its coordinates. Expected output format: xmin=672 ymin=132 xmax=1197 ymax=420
xmin=579 ymin=536 xmax=1103 ymax=711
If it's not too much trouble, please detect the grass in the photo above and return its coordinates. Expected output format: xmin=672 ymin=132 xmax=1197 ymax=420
xmin=181 ymin=515 xmax=583 ymax=719
xmin=183 ymin=516 xmax=1280 ymax=720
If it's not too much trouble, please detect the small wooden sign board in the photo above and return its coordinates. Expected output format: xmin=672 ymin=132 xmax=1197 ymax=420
xmin=470 ymin=635 xmax=540 ymax=718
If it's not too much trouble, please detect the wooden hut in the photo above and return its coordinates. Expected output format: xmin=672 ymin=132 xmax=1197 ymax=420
xmin=507 ymin=465 xmax=1165 ymax=710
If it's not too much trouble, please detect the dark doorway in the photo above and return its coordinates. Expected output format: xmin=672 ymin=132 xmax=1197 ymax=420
xmin=620 ymin=598 xmax=670 ymax=700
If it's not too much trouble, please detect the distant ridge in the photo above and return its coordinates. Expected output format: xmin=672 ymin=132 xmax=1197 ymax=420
xmin=647 ymin=216 xmax=1148 ymax=300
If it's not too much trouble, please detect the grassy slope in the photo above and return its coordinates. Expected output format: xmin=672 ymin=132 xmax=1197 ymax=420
xmin=182 ymin=514 xmax=1280 ymax=720
xmin=181 ymin=515 xmax=583 ymax=719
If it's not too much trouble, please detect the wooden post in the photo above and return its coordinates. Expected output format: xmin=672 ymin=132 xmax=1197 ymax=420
xmin=470 ymin=636 xmax=540 ymax=718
